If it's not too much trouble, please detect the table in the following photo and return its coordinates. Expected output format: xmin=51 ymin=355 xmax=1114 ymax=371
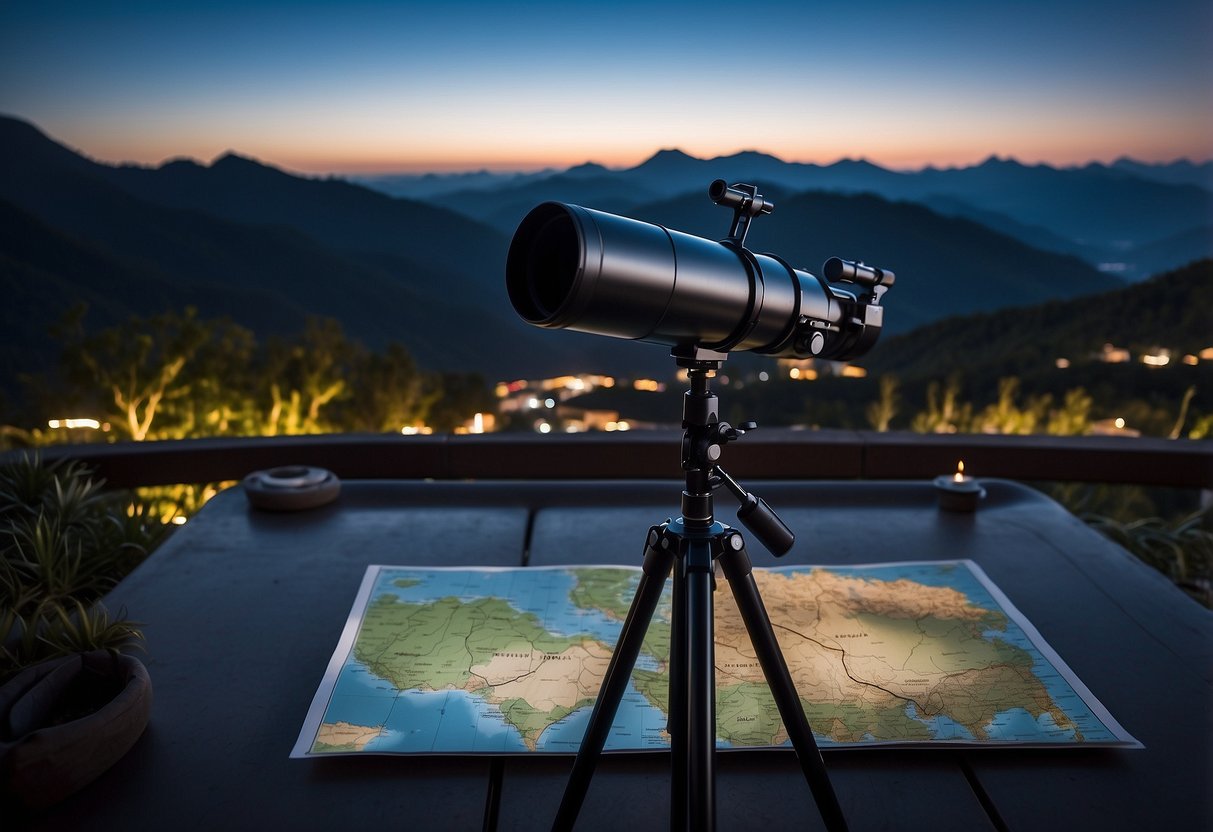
xmin=18 ymin=479 xmax=1213 ymax=830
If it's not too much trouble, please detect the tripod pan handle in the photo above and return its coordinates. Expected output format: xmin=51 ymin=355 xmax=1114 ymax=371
xmin=737 ymin=496 xmax=795 ymax=557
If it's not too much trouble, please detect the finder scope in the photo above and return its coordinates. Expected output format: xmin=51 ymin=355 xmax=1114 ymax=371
xmin=506 ymin=180 xmax=893 ymax=361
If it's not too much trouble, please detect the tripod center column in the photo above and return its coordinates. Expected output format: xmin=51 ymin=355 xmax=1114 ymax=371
xmin=680 ymin=364 xmax=721 ymax=529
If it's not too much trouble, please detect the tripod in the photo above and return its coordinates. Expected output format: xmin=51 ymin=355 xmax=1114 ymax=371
xmin=552 ymin=349 xmax=848 ymax=832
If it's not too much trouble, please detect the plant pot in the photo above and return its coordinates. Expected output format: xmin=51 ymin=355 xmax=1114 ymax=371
xmin=0 ymin=650 xmax=152 ymax=810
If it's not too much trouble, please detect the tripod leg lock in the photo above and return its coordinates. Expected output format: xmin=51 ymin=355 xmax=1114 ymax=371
xmin=718 ymin=532 xmax=754 ymax=582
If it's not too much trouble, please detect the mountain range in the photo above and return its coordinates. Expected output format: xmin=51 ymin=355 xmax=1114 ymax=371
xmin=360 ymin=149 xmax=1213 ymax=282
xmin=0 ymin=113 xmax=1207 ymax=394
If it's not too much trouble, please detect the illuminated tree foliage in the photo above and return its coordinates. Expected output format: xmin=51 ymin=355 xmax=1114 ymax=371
xmin=58 ymin=307 xmax=220 ymax=441
xmin=10 ymin=308 xmax=489 ymax=446
xmin=865 ymin=375 xmax=900 ymax=433
xmin=910 ymin=376 xmax=974 ymax=434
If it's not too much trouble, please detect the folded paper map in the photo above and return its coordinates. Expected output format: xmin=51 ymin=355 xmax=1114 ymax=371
xmin=292 ymin=561 xmax=1139 ymax=756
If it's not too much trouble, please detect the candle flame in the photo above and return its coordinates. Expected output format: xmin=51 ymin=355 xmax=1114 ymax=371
xmin=954 ymin=460 xmax=966 ymax=482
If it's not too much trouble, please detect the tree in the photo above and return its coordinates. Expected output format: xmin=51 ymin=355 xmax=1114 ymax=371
xmin=257 ymin=319 xmax=353 ymax=435
xmin=1047 ymin=388 xmax=1093 ymax=436
xmin=866 ymin=375 xmax=900 ymax=432
xmin=911 ymin=376 xmax=972 ymax=434
xmin=158 ymin=318 xmax=258 ymax=439
xmin=977 ymin=377 xmax=1052 ymax=435
xmin=337 ymin=342 xmax=438 ymax=433
xmin=60 ymin=308 xmax=213 ymax=441
xmin=426 ymin=372 xmax=495 ymax=433
xmin=1169 ymin=386 xmax=1197 ymax=440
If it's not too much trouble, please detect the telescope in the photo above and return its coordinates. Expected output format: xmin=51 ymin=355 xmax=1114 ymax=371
xmin=506 ymin=180 xmax=893 ymax=362
xmin=506 ymin=181 xmax=890 ymax=831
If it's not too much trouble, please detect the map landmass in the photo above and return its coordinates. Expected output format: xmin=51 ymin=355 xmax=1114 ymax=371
xmin=708 ymin=570 xmax=1080 ymax=745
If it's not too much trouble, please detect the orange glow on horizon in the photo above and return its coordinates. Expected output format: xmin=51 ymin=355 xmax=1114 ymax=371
xmin=59 ymin=125 xmax=1213 ymax=177
xmin=222 ymin=141 xmax=1213 ymax=176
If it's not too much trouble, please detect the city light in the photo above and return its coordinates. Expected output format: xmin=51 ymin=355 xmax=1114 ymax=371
xmin=47 ymin=418 xmax=103 ymax=430
xmin=1100 ymin=344 xmax=1130 ymax=363
xmin=1056 ymin=358 xmax=1070 ymax=368
xmin=400 ymin=425 xmax=434 ymax=435
xmin=1141 ymin=353 xmax=1170 ymax=367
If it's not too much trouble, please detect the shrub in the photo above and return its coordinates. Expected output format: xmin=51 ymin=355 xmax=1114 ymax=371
xmin=1 ymin=455 xmax=167 ymax=679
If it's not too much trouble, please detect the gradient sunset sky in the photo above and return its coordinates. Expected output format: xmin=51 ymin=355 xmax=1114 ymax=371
xmin=1 ymin=0 xmax=1210 ymax=174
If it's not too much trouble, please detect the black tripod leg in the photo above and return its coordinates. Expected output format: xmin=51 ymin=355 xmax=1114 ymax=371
xmin=718 ymin=533 xmax=849 ymax=832
xmin=684 ymin=538 xmax=718 ymax=832
xmin=669 ymin=546 xmax=688 ymax=831
xmin=552 ymin=528 xmax=676 ymax=832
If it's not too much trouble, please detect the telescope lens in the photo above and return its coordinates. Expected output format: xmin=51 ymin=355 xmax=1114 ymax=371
xmin=508 ymin=205 xmax=580 ymax=323
xmin=527 ymin=212 xmax=579 ymax=320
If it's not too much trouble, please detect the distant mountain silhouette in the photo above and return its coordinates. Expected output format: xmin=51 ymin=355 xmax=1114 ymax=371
xmin=98 ymin=151 xmax=509 ymax=298
xmin=0 ymin=115 xmax=567 ymax=381
xmin=0 ymin=113 xmax=1195 ymax=390
xmin=1109 ymin=158 xmax=1213 ymax=190
xmin=902 ymin=156 xmax=1211 ymax=250
xmin=363 ymin=148 xmax=1212 ymax=280
xmin=356 ymin=167 xmax=558 ymax=200
xmin=617 ymin=187 xmax=1118 ymax=336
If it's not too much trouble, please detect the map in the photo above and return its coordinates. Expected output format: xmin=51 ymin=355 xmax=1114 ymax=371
xmin=291 ymin=561 xmax=1140 ymax=756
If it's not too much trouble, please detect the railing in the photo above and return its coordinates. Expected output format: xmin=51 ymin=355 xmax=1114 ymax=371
xmin=9 ymin=430 xmax=1211 ymax=491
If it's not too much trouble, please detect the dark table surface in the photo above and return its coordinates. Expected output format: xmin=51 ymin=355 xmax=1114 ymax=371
xmin=18 ymin=479 xmax=1213 ymax=831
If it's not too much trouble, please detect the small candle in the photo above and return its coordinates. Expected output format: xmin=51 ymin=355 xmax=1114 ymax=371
xmin=934 ymin=460 xmax=986 ymax=512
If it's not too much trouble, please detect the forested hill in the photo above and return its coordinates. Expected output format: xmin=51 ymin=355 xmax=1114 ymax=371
xmin=864 ymin=259 xmax=1213 ymax=382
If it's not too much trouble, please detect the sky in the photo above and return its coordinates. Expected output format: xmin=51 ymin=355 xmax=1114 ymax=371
xmin=1 ymin=0 xmax=1210 ymax=174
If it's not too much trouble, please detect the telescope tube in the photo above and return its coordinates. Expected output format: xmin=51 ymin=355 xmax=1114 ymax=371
xmin=506 ymin=202 xmax=844 ymax=357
